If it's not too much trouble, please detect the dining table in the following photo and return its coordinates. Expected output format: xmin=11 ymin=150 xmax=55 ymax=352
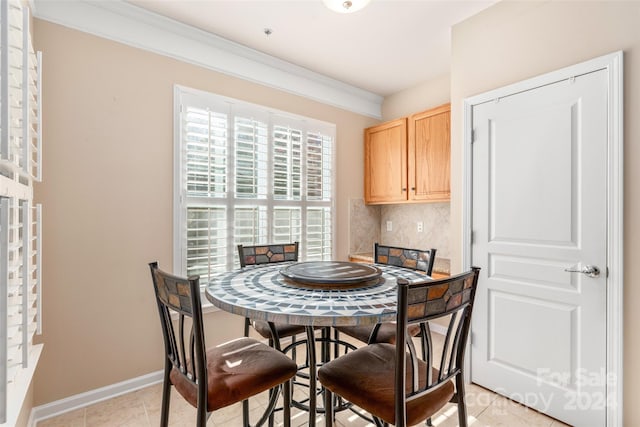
xmin=205 ymin=260 xmax=430 ymax=426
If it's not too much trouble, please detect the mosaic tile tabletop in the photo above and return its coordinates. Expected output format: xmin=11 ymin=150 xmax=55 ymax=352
xmin=205 ymin=261 xmax=429 ymax=327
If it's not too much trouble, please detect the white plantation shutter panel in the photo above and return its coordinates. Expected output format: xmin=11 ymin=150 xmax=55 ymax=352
xmin=1 ymin=0 xmax=42 ymax=176
xmin=30 ymin=204 xmax=41 ymax=335
xmin=181 ymin=102 xmax=229 ymax=280
xmin=0 ymin=198 xmax=8 ymax=421
xmin=1 ymin=0 xmax=21 ymax=165
xmin=183 ymin=105 xmax=227 ymax=198
xmin=235 ymin=116 xmax=268 ymax=199
xmin=273 ymin=207 xmax=301 ymax=244
xmin=234 ymin=206 xmax=267 ymax=245
xmin=306 ymin=207 xmax=332 ymax=260
xmin=23 ymin=4 xmax=43 ymax=182
xmin=306 ymin=131 xmax=332 ymax=201
xmin=25 ymin=47 xmax=41 ymax=181
xmin=185 ymin=206 xmax=227 ymax=279
xmin=273 ymin=125 xmax=302 ymax=201
xmin=6 ymin=199 xmax=23 ymax=385
xmin=0 ymin=197 xmax=41 ymax=423
xmin=175 ymin=87 xmax=335 ymax=281
xmin=0 ymin=1 xmax=43 ymax=423
xmin=6 ymin=200 xmax=38 ymax=385
xmin=305 ymin=130 xmax=333 ymax=260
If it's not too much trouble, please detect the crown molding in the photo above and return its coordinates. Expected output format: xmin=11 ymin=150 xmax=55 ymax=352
xmin=31 ymin=0 xmax=383 ymax=119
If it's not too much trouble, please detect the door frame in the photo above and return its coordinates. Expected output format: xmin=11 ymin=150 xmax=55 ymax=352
xmin=462 ymin=51 xmax=624 ymax=426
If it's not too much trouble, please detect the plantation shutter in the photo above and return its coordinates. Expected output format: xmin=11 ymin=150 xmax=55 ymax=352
xmin=305 ymin=130 xmax=332 ymax=260
xmin=181 ymin=102 xmax=229 ymax=279
xmin=0 ymin=1 xmax=43 ymax=424
xmin=175 ymin=87 xmax=335 ymax=282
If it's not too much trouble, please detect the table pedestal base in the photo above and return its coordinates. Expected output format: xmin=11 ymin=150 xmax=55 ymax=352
xmin=280 ymin=327 xmax=357 ymax=426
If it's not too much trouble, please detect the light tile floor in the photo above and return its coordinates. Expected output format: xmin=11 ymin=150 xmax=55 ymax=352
xmin=36 ymin=334 xmax=571 ymax=427
xmin=36 ymin=379 xmax=571 ymax=427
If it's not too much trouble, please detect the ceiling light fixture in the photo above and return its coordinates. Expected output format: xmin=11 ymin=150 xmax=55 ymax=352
xmin=323 ymin=0 xmax=371 ymax=14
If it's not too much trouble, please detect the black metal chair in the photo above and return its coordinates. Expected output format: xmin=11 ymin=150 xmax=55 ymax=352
xmin=237 ymin=242 xmax=308 ymax=349
xmin=335 ymin=243 xmax=437 ymax=345
xmin=149 ymin=262 xmax=297 ymax=427
xmin=238 ymin=242 xmax=324 ymax=422
xmin=319 ymin=267 xmax=480 ymax=427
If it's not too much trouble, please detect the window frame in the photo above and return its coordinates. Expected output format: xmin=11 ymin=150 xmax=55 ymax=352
xmin=173 ymin=85 xmax=336 ymax=282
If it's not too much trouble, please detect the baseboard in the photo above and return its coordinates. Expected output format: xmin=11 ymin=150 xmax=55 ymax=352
xmin=31 ymin=370 xmax=163 ymax=424
xmin=26 ymin=409 xmax=36 ymax=427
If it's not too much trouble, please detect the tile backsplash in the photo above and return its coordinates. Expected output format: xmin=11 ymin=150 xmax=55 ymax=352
xmin=349 ymin=199 xmax=450 ymax=261
xmin=380 ymin=202 xmax=450 ymax=260
xmin=348 ymin=198 xmax=381 ymax=254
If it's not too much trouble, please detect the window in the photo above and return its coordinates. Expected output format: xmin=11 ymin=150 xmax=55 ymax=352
xmin=174 ymin=86 xmax=335 ymax=281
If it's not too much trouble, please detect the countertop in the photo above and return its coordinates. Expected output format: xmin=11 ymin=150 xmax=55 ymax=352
xmin=348 ymin=252 xmax=450 ymax=275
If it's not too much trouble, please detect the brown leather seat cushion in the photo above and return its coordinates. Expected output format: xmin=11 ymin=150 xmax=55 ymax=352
xmin=170 ymin=337 xmax=297 ymax=411
xmin=251 ymin=320 xmax=307 ymax=340
xmin=318 ymin=343 xmax=454 ymax=426
xmin=336 ymin=323 xmax=422 ymax=344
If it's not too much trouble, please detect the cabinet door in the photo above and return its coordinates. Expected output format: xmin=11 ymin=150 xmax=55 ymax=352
xmin=408 ymin=104 xmax=450 ymax=202
xmin=364 ymin=118 xmax=408 ymax=204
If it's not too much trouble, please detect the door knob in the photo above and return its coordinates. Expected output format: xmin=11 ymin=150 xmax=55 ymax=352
xmin=564 ymin=265 xmax=600 ymax=278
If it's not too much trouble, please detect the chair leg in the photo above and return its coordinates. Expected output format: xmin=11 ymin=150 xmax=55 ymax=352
xmin=268 ymin=388 xmax=275 ymax=427
xmin=455 ymin=374 xmax=468 ymax=427
xmin=242 ymin=400 xmax=250 ymax=427
xmin=196 ymin=401 xmax=207 ymax=427
xmin=324 ymin=387 xmax=334 ymax=427
xmin=160 ymin=364 xmax=172 ymax=427
xmin=266 ymin=335 xmax=282 ymax=427
xmin=244 ymin=317 xmax=251 ymax=337
xmin=283 ymin=379 xmax=292 ymax=427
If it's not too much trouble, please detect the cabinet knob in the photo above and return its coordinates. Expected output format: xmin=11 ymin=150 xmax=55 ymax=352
xmin=411 ymin=187 xmax=416 ymax=191
xmin=402 ymin=188 xmax=407 ymax=192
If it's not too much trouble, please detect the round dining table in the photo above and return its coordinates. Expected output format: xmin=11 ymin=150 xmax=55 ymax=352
xmin=205 ymin=260 xmax=429 ymax=426
xmin=205 ymin=261 xmax=428 ymax=326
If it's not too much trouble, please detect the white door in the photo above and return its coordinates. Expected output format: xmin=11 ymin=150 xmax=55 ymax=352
xmin=471 ymin=69 xmax=608 ymax=426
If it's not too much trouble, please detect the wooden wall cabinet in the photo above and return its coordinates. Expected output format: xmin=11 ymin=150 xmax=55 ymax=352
xmin=364 ymin=103 xmax=450 ymax=204
xmin=408 ymin=103 xmax=451 ymax=202
xmin=364 ymin=118 xmax=408 ymax=203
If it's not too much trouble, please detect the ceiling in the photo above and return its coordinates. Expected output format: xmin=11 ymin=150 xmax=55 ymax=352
xmin=124 ymin=0 xmax=496 ymax=97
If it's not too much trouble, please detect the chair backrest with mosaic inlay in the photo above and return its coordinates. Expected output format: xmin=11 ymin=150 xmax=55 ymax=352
xmin=374 ymin=243 xmax=436 ymax=275
xmin=393 ymin=267 xmax=480 ymax=425
xmin=148 ymin=262 xmax=206 ymax=391
xmin=237 ymin=242 xmax=299 ymax=267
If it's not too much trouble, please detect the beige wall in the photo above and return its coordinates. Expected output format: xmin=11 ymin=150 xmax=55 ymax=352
xmin=450 ymin=0 xmax=640 ymax=422
xmin=16 ymin=383 xmax=33 ymax=427
xmin=381 ymin=73 xmax=450 ymax=121
xmin=32 ymin=19 xmax=377 ymax=405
